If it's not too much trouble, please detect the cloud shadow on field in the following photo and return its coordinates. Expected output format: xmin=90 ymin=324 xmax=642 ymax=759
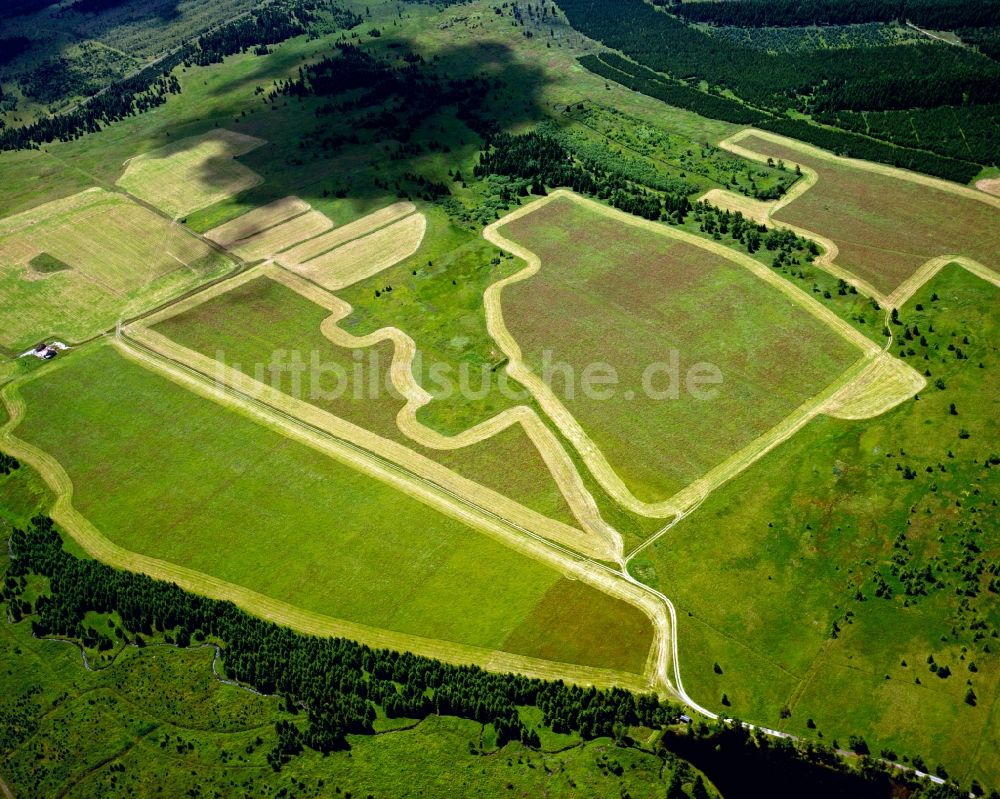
xmin=177 ymin=35 xmax=552 ymax=215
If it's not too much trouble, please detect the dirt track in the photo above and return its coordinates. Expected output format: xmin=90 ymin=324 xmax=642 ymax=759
xmin=3 ymin=179 xmax=966 ymax=729
xmin=135 ymin=262 xmax=623 ymax=563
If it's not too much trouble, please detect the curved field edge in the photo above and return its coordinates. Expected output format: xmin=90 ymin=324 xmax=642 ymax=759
xmin=711 ymin=128 xmax=1000 ymax=307
xmin=637 ymin=264 xmax=1000 ymax=783
xmin=0 ymin=342 xmax=668 ymax=693
xmin=483 ymin=189 xmax=893 ymax=521
xmin=135 ymin=262 xmax=623 ymax=563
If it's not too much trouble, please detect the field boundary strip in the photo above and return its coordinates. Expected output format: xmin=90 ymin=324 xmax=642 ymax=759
xmin=289 ymin=213 xmax=427 ymax=291
xmin=708 ymin=128 xmax=1000 ymax=307
xmin=1 ymin=342 xmax=673 ymax=694
xmin=275 ymin=202 xmax=417 ymax=267
xmin=483 ymin=189 xmax=900 ymax=523
xmin=134 ymin=261 xmax=623 ymax=563
xmin=204 ymin=196 xmax=312 ymax=248
xmin=129 ymin=315 xmax=616 ymax=562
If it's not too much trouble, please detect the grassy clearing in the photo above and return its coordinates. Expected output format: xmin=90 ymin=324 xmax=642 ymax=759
xmin=498 ymin=195 xmax=860 ymax=503
xmin=555 ymin=101 xmax=795 ymax=200
xmin=337 ymin=207 xmax=530 ymax=435
xmin=12 ymin=343 xmax=651 ymax=669
xmin=152 ymin=275 xmax=582 ymax=530
xmin=0 ymin=188 xmax=231 ymax=352
xmin=116 ymin=128 xmax=265 ymax=218
xmin=740 ymin=134 xmax=1000 ymax=296
xmin=641 ymin=265 xmax=999 ymax=784
xmin=0 ymin=608 xmax=706 ymax=798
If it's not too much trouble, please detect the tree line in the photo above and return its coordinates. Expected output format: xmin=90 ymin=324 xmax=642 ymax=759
xmin=558 ymin=0 xmax=1000 ymax=115
xmin=5 ymin=517 xmax=683 ymax=756
xmin=3 ymin=515 xmax=986 ymax=796
xmin=475 ymin=130 xmax=692 ymax=222
xmin=670 ymin=0 xmax=1000 ymax=31
xmin=558 ymin=0 xmax=998 ymax=173
xmin=578 ymin=52 xmax=983 ymax=183
xmin=579 ymin=53 xmax=765 ymax=125
xmin=0 ymin=0 xmax=362 ymax=151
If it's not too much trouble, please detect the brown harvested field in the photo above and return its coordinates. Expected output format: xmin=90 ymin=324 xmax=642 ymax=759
xmin=151 ymin=275 xmax=582 ymax=528
xmin=740 ymin=134 xmax=1000 ymax=296
xmin=205 ymin=196 xmax=310 ymax=248
xmin=116 ymin=129 xmax=264 ymax=218
xmin=276 ymin=201 xmax=416 ymax=267
xmin=0 ymin=188 xmax=229 ymax=351
xmin=227 ymin=210 xmax=334 ymax=262
xmin=501 ymin=578 xmax=653 ymax=673
xmin=498 ymin=195 xmax=860 ymax=503
xmin=294 ymin=213 xmax=427 ymax=290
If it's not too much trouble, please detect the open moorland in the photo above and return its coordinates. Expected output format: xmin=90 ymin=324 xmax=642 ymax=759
xmin=0 ymin=585 xmax=720 ymax=799
xmin=636 ymin=265 xmax=1000 ymax=785
xmin=494 ymin=192 xmax=864 ymax=504
xmin=0 ymin=187 xmax=231 ymax=353
xmin=6 ymin=344 xmax=654 ymax=677
xmin=724 ymin=131 xmax=1000 ymax=299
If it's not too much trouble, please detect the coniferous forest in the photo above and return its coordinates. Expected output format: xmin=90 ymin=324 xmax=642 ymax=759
xmin=559 ymin=0 xmax=999 ymax=182
xmin=0 ymin=0 xmax=363 ymax=151
xmin=2 ymin=516 xmax=974 ymax=798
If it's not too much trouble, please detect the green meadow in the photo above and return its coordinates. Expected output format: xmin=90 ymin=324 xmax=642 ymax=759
xmin=499 ymin=195 xmax=861 ymax=502
xmin=11 ymin=344 xmax=651 ymax=671
xmin=0 ymin=605 xmax=713 ymax=798
xmin=638 ymin=265 xmax=999 ymax=784
xmin=153 ymin=274 xmax=582 ymax=529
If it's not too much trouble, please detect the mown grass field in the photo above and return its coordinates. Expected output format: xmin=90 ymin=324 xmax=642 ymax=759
xmin=11 ymin=344 xmax=652 ymax=672
xmin=227 ymin=209 xmax=334 ymax=262
xmin=498 ymin=195 xmax=861 ymax=503
xmin=153 ymin=275 xmax=582 ymax=529
xmin=116 ymin=129 xmax=265 ymax=219
xmin=638 ymin=265 xmax=999 ymax=785
xmin=292 ymin=212 xmax=427 ymax=291
xmin=741 ymin=135 xmax=1000 ymax=296
xmin=0 ymin=605 xmax=711 ymax=798
xmin=0 ymin=188 xmax=231 ymax=352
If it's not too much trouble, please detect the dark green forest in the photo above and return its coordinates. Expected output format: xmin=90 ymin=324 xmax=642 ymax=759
xmin=577 ymin=53 xmax=983 ymax=182
xmin=0 ymin=515 xmax=980 ymax=798
xmin=670 ymin=0 xmax=1000 ymax=30
xmin=559 ymin=0 xmax=999 ymax=182
xmin=0 ymin=0 xmax=362 ymax=151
